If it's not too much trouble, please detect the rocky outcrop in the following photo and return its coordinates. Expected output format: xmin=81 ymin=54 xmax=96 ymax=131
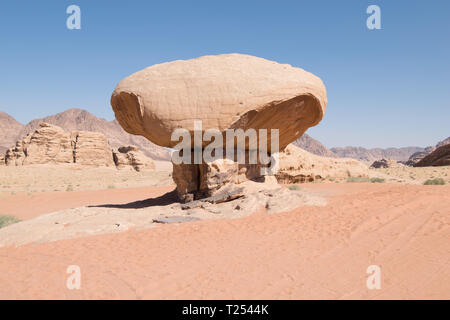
xmin=414 ymin=144 xmax=450 ymax=167
xmin=275 ymin=144 xmax=369 ymax=183
xmin=436 ymin=137 xmax=450 ymax=148
xmin=113 ymin=145 xmax=155 ymax=171
xmin=20 ymin=108 xmax=171 ymax=161
xmin=370 ymin=158 xmax=404 ymax=169
xmin=73 ymin=131 xmax=114 ymax=166
xmin=111 ymin=54 xmax=327 ymax=201
xmin=5 ymin=123 xmax=74 ymax=166
xmin=3 ymin=123 xmax=154 ymax=171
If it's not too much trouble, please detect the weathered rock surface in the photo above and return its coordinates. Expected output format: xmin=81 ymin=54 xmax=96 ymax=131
xmin=6 ymin=123 xmax=74 ymax=166
xmin=3 ymin=123 xmax=154 ymax=171
xmin=111 ymin=53 xmax=327 ymax=151
xmin=113 ymin=145 xmax=155 ymax=171
xmin=414 ymin=144 xmax=450 ymax=167
xmin=111 ymin=54 xmax=328 ymax=201
xmin=172 ymin=157 xmax=272 ymax=202
xmin=73 ymin=131 xmax=115 ymax=166
xmin=276 ymin=144 xmax=369 ymax=183
xmin=370 ymin=158 xmax=404 ymax=169
xmin=20 ymin=108 xmax=171 ymax=161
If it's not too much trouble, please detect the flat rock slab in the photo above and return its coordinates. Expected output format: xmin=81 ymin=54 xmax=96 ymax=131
xmin=152 ymin=216 xmax=201 ymax=224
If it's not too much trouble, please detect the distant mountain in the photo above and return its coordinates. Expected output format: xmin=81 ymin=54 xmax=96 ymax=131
xmin=2 ymin=108 xmax=447 ymax=164
xmin=293 ymin=134 xmax=337 ymax=158
xmin=436 ymin=136 xmax=450 ymax=148
xmin=1 ymin=109 xmax=171 ymax=160
xmin=330 ymin=146 xmax=424 ymax=163
xmin=0 ymin=111 xmax=25 ymax=154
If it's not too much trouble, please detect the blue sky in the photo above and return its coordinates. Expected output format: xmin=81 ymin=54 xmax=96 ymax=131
xmin=0 ymin=0 xmax=449 ymax=148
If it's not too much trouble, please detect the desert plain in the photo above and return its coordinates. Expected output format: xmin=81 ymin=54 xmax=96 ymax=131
xmin=0 ymin=163 xmax=449 ymax=299
xmin=0 ymin=54 xmax=449 ymax=300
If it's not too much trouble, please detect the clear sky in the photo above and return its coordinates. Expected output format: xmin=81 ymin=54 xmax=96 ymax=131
xmin=0 ymin=0 xmax=449 ymax=148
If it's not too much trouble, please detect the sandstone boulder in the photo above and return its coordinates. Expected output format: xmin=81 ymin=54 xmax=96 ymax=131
xmin=4 ymin=123 xmax=114 ymax=167
xmin=113 ymin=145 xmax=155 ymax=171
xmin=111 ymin=53 xmax=327 ymax=151
xmin=414 ymin=144 xmax=450 ymax=167
xmin=6 ymin=123 xmax=73 ymax=166
xmin=111 ymin=54 xmax=327 ymax=201
xmin=275 ymin=144 xmax=369 ymax=183
xmin=73 ymin=131 xmax=114 ymax=167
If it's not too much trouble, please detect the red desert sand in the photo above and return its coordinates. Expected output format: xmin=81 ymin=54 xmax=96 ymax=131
xmin=0 ymin=182 xmax=448 ymax=299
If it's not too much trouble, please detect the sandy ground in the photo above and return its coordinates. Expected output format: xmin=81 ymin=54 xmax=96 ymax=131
xmin=0 ymin=182 xmax=448 ymax=299
xmin=0 ymin=161 xmax=173 ymax=195
xmin=370 ymin=165 xmax=450 ymax=184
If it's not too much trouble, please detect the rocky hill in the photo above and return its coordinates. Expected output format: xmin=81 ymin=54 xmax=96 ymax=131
xmin=0 ymin=109 xmax=170 ymax=160
xmin=0 ymin=111 xmax=24 ymax=154
xmin=330 ymin=146 xmax=425 ymax=163
xmin=293 ymin=134 xmax=337 ymax=158
xmin=2 ymin=123 xmax=154 ymax=171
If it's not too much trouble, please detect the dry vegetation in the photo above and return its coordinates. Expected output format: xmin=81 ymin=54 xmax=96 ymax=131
xmin=369 ymin=166 xmax=450 ymax=184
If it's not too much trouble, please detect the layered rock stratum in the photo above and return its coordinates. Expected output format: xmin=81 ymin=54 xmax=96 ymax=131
xmin=111 ymin=53 xmax=327 ymax=151
xmin=414 ymin=144 xmax=450 ymax=167
xmin=2 ymin=123 xmax=154 ymax=171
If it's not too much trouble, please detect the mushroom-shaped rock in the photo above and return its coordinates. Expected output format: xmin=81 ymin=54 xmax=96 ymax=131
xmin=111 ymin=54 xmax=327 ymax=202
xmin=111 ymin=54 xmax=327 ymax=151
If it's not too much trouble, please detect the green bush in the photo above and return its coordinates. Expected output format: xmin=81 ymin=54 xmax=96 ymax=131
xmin=424 ymin=178 xmax=445 ymax=185
xmin=347 ymin=177 xmax=370 ymax=183
xmin=66 ymin=184 xmax=74 ymax=192
xmin=0 ymin=215 xmax=21 ymax=229
xmin=370 ymin=177 xmax=385 ymax=183
xmin=288 ymin=185 xmax=300 ymax=191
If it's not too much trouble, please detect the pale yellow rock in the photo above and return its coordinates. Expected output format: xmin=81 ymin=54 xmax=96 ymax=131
xmin=73 ymin=131 xmax=114 ymax=167
xmin=111 ymin=53 xmax=327 ymax=151
xmin=113 ymin=145 xmax=155 ymax=171
xmin=5 ymin=123 xmax=116 ymax=168
xmin=6 ymin=123 xmax=73 ymax=166
xmin=276 ymin=144 xmax=369 ymax=183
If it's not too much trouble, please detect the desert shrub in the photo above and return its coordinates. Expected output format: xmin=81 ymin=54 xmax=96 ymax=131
xmin=347 ymin=177 xmax=370 ymax=183
xmin=0 ymin=215 xmax=21 ymax=229
xmin=288 ymin=185 xmax=300 ymax=191
xmin=424 ymin=178 xmax=445 ymax=185
xmin=370 ymin=177 xmax=385 ymax=183
xmin=66 ymin=184 xmax=74 ymax=192
xmin=107 ymin=184 xmax=116 ymax=189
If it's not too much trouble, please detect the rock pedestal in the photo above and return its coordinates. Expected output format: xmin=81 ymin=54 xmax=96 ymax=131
xmin=172 ymin=154 xmax=273 ymax=203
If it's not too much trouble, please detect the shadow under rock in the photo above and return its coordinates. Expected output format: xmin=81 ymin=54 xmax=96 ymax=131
xmin=89 ymin=189 xmax=179 ymax=209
